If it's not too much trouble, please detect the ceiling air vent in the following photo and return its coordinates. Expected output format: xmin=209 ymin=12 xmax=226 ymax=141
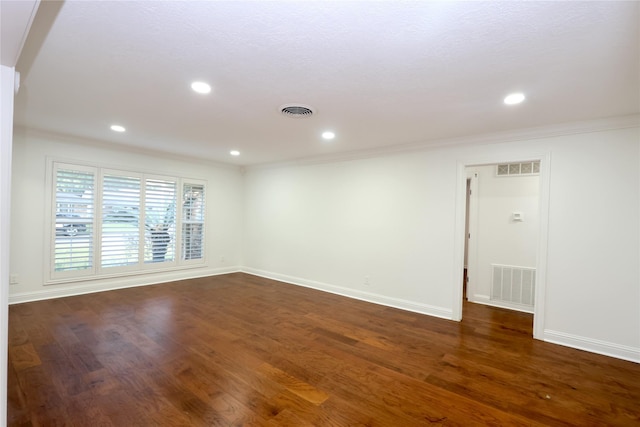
xmin=280 ymin=104 xmax=314 ymax=118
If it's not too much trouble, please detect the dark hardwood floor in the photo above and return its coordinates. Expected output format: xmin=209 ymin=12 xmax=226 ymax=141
xmin=7 ymin=273 xmax=640 ymax=426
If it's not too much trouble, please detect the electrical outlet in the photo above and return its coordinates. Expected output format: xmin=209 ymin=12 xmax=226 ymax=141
xmin=364 ymin=275 xmax=370 ymax=286
xmin=220 ymin=256 xmax=225 ymax=263
xmin=9 ymin=274 xmax=18 ymax=285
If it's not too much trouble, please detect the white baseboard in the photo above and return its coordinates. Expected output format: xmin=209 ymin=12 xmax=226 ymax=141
xmin=242 ymin=267 xmax=452 ymax=320
xmin=544 ymin=329 xmax=640 ymax=364
xmin=469 ymin=294 xmax=534 ymax=314
xmin=11 ymin=267 xmax=638 ymax=364
xmin=8 ymin=266 xmax=241 ymax=304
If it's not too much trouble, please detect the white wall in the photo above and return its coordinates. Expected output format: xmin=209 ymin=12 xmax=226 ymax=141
xmin=467 ymin=164 xmax=539 ymax=307
xmin=243 ymin=152 xmax=459 ymax=318
xmin=243 ymin=126 xmax=640 ymax=362
xmin=542 ymin=129 xmax=639 ymax=359
xmin=1 ymin=64 xmax=16 ymax=427
xmin=2 ymin=1 xmax=41 ymax=417
xmin=8 ymin=123 xmax=640 ymax=363
xmin=9 ymin=128 xmax=244 ymax=302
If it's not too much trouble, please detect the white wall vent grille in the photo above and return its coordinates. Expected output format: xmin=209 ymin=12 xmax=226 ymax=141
xmin=496 ymin=161 xmax=540 ymax=177
xmin=491 ymin=264 xmax=535 ymax=308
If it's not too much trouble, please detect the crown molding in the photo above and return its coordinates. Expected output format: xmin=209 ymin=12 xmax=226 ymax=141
xmin=245 ymin=114 xmax=640 ymax=171
xmin=15 ymin=114 xmax=639 ymax=172
xmin=14 ymin=126 xmax=243 ymax=171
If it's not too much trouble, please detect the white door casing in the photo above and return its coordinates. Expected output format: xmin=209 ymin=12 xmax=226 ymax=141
xmin=452 ymin=153 xmax=551 ymax=340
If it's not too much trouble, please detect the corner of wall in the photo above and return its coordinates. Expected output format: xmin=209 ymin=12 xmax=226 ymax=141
xmin=0 ymin=64 xmax=17 ymax=427
xmin=241 ymin=267 xmax=454 ymax=321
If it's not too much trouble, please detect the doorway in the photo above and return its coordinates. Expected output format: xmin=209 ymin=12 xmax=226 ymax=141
xmin=463 ymin=172 xmax=477 ymax=301
xmin=453 ymin=155 xmax=550 ymax=339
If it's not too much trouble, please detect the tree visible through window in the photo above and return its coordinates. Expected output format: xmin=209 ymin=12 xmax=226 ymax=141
xmin=144 ymin=178 xmax=176 ymax=263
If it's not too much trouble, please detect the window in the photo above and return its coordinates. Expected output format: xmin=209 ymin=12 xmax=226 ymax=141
xmin=50 ymin=162 xmax=206 ymax=281
xmin=102 ymin=172 xmax=140 ymax=268
xmin=182 ymin=183 xmax=205 ymax=260
xmin=54 ymin=166 xmax=95 ymax=274
xmin=144 ymin=178 xmax=176 ymax=264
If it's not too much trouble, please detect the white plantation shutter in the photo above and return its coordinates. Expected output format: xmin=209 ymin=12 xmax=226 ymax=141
xmin=144 ymin=178 xmax=177 ymax=263
xmin=54 ymin=166 xmax=95 ymax=273
xmin=50 ymin=162 xmax=205 ymax=281
xmin=101 ymin=173 xmax=141 ymax=268
xmin=182 ymin=182 xmax=205 ymax=260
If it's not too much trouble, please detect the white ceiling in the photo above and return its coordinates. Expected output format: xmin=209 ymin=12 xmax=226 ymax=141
xmin=13 ymin=1 xmax=640 ymax=166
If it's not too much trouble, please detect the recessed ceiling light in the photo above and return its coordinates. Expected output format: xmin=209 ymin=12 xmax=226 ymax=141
xmin=110 ymin=124 xmax=126 ymax=132
xmin=230 ymin=150 xmax=240 ymax=156
xmin=191 ymin=81 xmax=211 ymax=94
xmin=322 ymin=131 xmax=335 ymax=140
xmin=504 ymin=93 xmax=525 ymax=105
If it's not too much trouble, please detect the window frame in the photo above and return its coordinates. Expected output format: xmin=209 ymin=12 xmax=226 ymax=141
xmin=49 ymin=162 xmax=98 ymax=281
xmin=45 ymin=159 xmax=207 ymax=285
xmin=180 ymin=180 xmax=206 ymax=266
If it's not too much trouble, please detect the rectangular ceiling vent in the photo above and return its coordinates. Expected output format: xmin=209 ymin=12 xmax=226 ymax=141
xmin=496 ymin=161 xmax=540 ymax=177
xmin=491 ymin=264 xmax=535 ymax=309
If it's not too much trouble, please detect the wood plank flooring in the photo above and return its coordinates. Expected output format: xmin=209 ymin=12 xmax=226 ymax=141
xmin=7 ymin=273 xmax=640 ymax=426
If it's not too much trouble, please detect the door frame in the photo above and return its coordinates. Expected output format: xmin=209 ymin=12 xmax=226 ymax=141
xmin=452 ymin=152 xmax=551 ymax=340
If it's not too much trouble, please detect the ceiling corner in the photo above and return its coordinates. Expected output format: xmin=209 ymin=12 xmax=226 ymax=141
xmin=1 ymin=0 xmax=40 ymax=67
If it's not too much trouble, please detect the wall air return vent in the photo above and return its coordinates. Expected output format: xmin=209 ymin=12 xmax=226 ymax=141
xmin=496 ymin=161 xmax=540 ymax=177
xmin=280 ymin=104 xmax=315 ymax=118
xmin=491 ymin=264 xmax=536 ymax=311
